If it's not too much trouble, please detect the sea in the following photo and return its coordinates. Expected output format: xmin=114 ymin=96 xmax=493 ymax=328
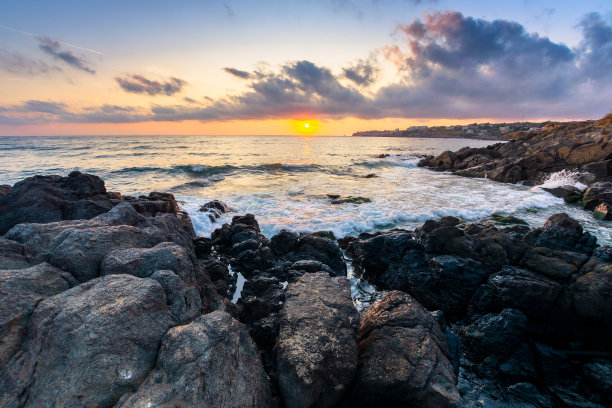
xmin=1 ymin=135 xmax=610 ymax=245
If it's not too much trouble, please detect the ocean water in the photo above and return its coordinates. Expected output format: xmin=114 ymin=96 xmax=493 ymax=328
xmin=0 ymin=135 xmax=610 ymax=244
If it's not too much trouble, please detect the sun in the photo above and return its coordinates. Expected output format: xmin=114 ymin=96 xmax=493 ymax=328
xmin=292 ymin=119 xmax=319 ymax=135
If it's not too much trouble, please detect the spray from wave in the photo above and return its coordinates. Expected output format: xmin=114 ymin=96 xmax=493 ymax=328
xmin=531 ymin=169 xmax=588 ymax=192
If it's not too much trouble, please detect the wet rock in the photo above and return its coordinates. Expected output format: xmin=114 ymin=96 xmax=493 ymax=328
xmin=567 ymin=254 xmax=612 ymax=325
xmin=0 ymin=171 xmax=122 ymax=234
xmin=469 ymin=266 xmax=563 ymax=320
xmin=488 ymin=213 xmax=529 ymax=226
xmin=521 ymin=247 xmax=588 ymax=280
xmin=0 ymin=263 xmax=76 ymax=369
xmin=583 ymin=182 xmax=612 ymax=210
xmin=270 ymin=230 xmax=299 ymax=256
xmin=124 ymin=191 xmax=179 ymax=215
xmin=330 ymin=196 xmax=371 ymax=204
xmin=582 ymin=360 xmax=612 ymax=405
xmin=543 ymin=185 xmax=584 ymax=200
xmin=280 ymin=233 xmax=347 ymax=276
xmin=275 ymin=272 xmax=359 ymax=408
xmin=118 ymin=311 xmax=272 ymax=408
xmin=199 ymin=199 xmax=231 ymax=221
xmin=350 ymin=291 xmax=460 ymax=408
xmin=462 ymin=309 xmax=527 ymax=363
xmin=287 ymin=259 xmax=334 ymax=280
xmin=593 ymin=202 xmax=612 ymax=220
xmin=193 ymin=236 xmax=212 ymax=258
xmin=0 ymin=274 xmax=174 ymax=408
xmin=523 ymin=213 xmax=594 ymax=253
xmin=0 ymin=185 xmax=11 ymax=196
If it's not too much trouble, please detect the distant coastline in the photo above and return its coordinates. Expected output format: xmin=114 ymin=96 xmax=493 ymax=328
xmin=352 ymin=120 xmax=556 ymax=140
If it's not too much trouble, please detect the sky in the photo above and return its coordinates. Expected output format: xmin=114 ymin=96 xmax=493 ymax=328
xmin=0 ymin=0 xmax=611 ymax=136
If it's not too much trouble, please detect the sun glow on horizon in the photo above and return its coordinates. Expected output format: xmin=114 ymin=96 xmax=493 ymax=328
xmin=292 ymin=119 xmax=319 ymax=135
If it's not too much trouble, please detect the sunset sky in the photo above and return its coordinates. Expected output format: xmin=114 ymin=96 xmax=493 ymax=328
xmin=1 ymin=0 xmax=611 ymax=136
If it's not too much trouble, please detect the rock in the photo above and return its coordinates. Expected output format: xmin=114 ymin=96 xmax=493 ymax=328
xmin=521 ymin=247 xmax=588 ymax=280
xmin=0 ymin=171 xmax=122 ymax=234
xmin=5 ymin=203 xmax=195 ymax=283
xmin=583 ymin=182 xmax=612 ymax=210
xmin=270 ymin=230 xmax=299 ymax=256
xmin=100 ymin=241 xmax=201 ymax=285
xmin=568 ymin=254 xmax=612 ymax=325
xmin=593 ymin=202 xmax=612 ymax=220
xmin=193 ymin=236 xmax=212 ymax=258
xmin=582 ymin=360 xmax=612 ymax=406
xmin=489 ymin=213 xmax=529 ymax=226
xmin=543 ymin=185 xmax=584 ymax=199
xmin=350 ymin=291 xmax=460 ymax=408
xmin=118 ymin=311 xmax=272 ymax=408
xmin=199 ymin=199 xmax=231 ymax=221
xmin=0 ymin=185 xmax=11 ymax=196
xmin=280 ymin=233 xmax=347 ymax=276
xmin=523 ymin=213 xmax=593 ymax=253
xmin=150 ymin=270 xmax=202 ymax=323
xmin=462 ymin=309 xmax=527 ymax=363
xmin=469 ymin=266 xmax=563 ymax=320
xmin=0 ymin=274 xmax=174 ymax=408
xmin=124 ymin=191 xmax=179 ymax=215
xmin=0 ymin=238 xmax=34 ymax=269
xmin=0 ymin=263 xmax=76 ymax=369
xmin=275 ymin=272 xmax=359 ymax=408
xmin=330 ymin=196 xmax=371 ymax=204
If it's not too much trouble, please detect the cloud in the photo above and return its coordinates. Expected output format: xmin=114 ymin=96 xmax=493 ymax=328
xmin=2 ymin=12 xmax=611 ymax=126
xmin=342 ymin=54 xmax=379 ymax=86
xmin=223 ymin=67 xmax=252 ymax=79
xmin=115 ymin=74 xmax=187 ymax=96
xmin=0 ymin=49 xmax=61 ymax=75
xmin=37 ymin=37 xmax=96 ymax=74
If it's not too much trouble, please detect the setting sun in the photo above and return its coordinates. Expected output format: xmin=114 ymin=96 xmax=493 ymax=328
xmin=292 ymin=119 xmax=319 ymax=135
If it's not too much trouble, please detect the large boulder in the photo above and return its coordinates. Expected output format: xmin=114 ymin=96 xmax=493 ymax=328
xmin=275 ymin=272 xmax=359 ymax=408
xmin=279 ymin=233 xmax=347 ymax=276
xmin=0 ymin=274 xmax=174 ymax=408
xmin=0 ymin=171 xmax=122 ymax=234
xmin=522 ymin=213 xmax=595 ymax=254
xmin=0 ymin=263 xmax=76 ymax=369
xmin=118 ymin=311 xmax=272 ymax=408
xmin=4 ymin=203 xmax=194 ymax=283
xmin=349 ymin=291 xmax=460 ymax=407
xmin=0 ymin=238 xmax=34 ymax=269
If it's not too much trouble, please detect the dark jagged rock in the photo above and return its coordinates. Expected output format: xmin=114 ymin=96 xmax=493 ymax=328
xmin=330 ymin=196 xmax=371 ymax=204
xmin=270 ymin=229 xmax=299 ymax=256
xmin=522 ymin=213 xmax=594 ymax=254
xmin=462 ymin=309 xmax=528 ymax=363
xmin=0 ymin=171 xmax=123 ymax=234
xmin=279 ymin=232 xmax=347 ymax=276
xmin=349 ymin=291 xmax=460 ymax=408
xmin=123 ymin=191 xmax=180 ymax=215
xmin=469 ymin=266 xmax=563 ymax=319
xmin=150 ymin=270 xmax=202 ymax=324
xmin=275 ymin=272 xmax=359 ymax=408
xmin=0 ymin=185 xmax=11 ymax=196
xmin=0 ymin=274 xmax=174 ymax=408
xmin=199 ymin=199 xmax=231 ymax=221
xmin=117 ymin=311 xmax=272 ymax=408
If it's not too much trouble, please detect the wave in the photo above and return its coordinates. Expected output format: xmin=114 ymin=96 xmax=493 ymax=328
xmin=531 ymin=169 xmax=588 ymax=192
xmin=353 ymin=154 xmax=422 ymax=169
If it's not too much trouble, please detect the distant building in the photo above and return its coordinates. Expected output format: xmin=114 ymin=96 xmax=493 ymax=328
xmin=408 ymin=126 xmax=428 ymax=131
xmin=499 ymin=126 xmax=509 ymax=133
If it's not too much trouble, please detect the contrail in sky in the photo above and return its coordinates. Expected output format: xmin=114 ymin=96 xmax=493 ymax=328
xmin=0 ymin=24 xmax=104 ymax=55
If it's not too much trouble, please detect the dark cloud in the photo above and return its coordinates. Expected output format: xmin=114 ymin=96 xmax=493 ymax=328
xmin=19 ymin=100 xmax=69 ymax=114
xmin=342 ymin=55 xmax=379 ymax=86
xmin=37 ymin=37 xmax=95 ymax=74
xmin=223 ymin=67 xmax=251 ymax=79
xmin=115 ymin=74 xmax=187 ymax=96
xmin=0 ymin=49 xmax=61 ymax=75
xmin=577 ymin=12 xmax=612 ymax=79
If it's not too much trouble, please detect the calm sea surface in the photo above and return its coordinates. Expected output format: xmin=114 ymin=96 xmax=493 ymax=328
xmin=1 ymin=135 xmax=610 ymax=244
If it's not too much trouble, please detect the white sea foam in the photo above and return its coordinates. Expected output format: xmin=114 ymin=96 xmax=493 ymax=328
xmin=531 ymin=169 xmax=588 ymax=192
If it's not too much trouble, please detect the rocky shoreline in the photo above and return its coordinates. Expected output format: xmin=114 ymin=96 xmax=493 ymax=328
xmin=419 ymin=114 xmax=612 ymax=221
xmin=0 ymin=172 xmax=611 ymax=407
